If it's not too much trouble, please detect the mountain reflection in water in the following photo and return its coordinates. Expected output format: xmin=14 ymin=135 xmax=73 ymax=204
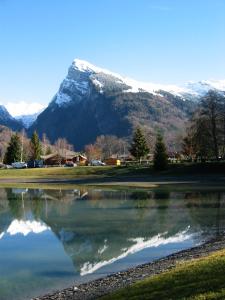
xmin=0 ymin=187 xmax=225 ymax=300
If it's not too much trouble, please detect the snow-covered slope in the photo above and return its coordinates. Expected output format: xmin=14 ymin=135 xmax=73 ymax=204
xmin=51 ymin=59 xmax=225 ymax=107
xmin=16 ymin=112 xmax=41 ymax=128
xmin=185 ymin=80 xmax=225 ymax=96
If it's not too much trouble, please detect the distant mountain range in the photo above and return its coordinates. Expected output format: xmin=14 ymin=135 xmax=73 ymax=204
xmin=1 ymin=59 xmax=225 ymax=149
xmin=16 ymin=111 xmax=43 ymax=129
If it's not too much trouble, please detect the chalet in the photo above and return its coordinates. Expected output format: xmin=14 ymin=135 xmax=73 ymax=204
xmin=41 ymin=150 xmax=87 ymax=166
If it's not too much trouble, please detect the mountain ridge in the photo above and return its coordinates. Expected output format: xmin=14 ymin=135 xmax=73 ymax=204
xmin=53 ymin=59 xmax=225 ymax=101
xmin=29 ymin=59 xmax=225 ymax=150
xmin=0 ymin=105 xmax=23 ymax=131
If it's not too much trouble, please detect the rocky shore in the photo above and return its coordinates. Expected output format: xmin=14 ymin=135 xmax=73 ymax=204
xmin=33 ymin=235 xmax=225 ymax=300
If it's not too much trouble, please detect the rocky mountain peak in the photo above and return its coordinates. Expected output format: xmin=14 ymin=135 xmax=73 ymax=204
xmin=51 ymin=59 xmax=225 ymax=109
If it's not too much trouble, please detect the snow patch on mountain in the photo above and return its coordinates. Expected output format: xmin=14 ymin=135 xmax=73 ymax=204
xmin=16 ymin=112 xmax=40 ymax=128
xmin=54 ymin=92 xmax=72 ymax=106
xmin=73 ymin=59 xmax=123 ymax=79
xmin=16 ymin=107 xmax=46 ymax=128
xmin=92 ymin=78 xmax=104 ymax=93
xmin=62 ymin=78 xmax=89 ymax=94
xmin=185 ymin=80 xmax=225 ymax=96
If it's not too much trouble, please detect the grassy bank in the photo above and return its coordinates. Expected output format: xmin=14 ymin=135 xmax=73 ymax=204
xmin=102 ymin=249 xmax=225 ymax=300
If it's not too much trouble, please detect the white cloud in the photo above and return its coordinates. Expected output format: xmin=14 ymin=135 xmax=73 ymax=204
xmin=4 ymin=101 xmax=46 ymax=117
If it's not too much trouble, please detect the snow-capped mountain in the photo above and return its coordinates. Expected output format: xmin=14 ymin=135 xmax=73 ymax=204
xmin=29 ymin=59 xmax=225 ymax=149
xmin=16 ymin=110 xmax=44 ymax=128
xmin=185 ymin=80 xmax=225 ymax=96
xmin=51 ymin=59 xmax=225 ymax=107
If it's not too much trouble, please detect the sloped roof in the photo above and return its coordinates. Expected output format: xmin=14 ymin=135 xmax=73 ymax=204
xmin=41 ymin=150 xmax=87 ymax=160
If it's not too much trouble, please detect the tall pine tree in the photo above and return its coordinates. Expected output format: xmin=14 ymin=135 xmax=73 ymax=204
xmin=153 ymin=134 xmax=168 ymax=171
xmin=130 ymin=127 xmax=149 ymax=163
xmin=30 ymin=131 xmax=42 ymax=160
xmin=4 ymin=133 xmax=22 ymax=164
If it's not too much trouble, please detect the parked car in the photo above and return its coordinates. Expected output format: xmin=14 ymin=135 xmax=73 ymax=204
xmin=64 ymin=161 xmax=77 ymax=167
xmin=0 ymin=163 xmax=12 ymax=169
xmin=5 ymin=164 xmax=13 ymax=169
xmin=27 ymin=160 xmax=44 ymax=168
xmin=11 ymin=162 xmax=27 ymax=169
xmin=90 ymin=160 xmax=106 ymax=166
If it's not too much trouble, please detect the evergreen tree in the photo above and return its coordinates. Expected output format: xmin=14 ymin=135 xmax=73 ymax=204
xmin=153 ymin=134 xmax=168 ymax=171
xmin=30 ymin=131 xmax=42 ymax=160
xmin=130 ymin=127 xmax=149 ymax=163
xmin=4 ymin=133 xmax=22 ymax=164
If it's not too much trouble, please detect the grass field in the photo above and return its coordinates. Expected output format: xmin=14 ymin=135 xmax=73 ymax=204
xmin=0 ymin=165 xmax=153 ymax=179
xmin=102 ymin=249 xmax=225 ymax=300
xmin=0 ymin=166 xmax=116 ymax=179
xmin=0 ymin=162 xmax=224 ymax=181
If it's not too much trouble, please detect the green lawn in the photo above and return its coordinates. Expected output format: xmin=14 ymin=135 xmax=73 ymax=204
xmin=0 ymin=165 xmax=154 ymax=180
xmin=0 ymin=166 xmax=115 ymax=179
xmin=102 ymin=250 xmax=225 ymax=300
xmin=0 ymin=162 xmax=225 ymax=181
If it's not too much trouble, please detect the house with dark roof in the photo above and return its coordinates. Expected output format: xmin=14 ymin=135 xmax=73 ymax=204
xmin=41 ymin=150 xmax=87 ymax=166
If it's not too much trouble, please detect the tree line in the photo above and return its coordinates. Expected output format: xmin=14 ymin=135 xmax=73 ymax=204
xmin=2 ymin=126 xmax=168 ymax=170
xmin=3 ymin=131 xmax=74 ymax=165
xmin=4 ymin=131 xmax=43 ymax=164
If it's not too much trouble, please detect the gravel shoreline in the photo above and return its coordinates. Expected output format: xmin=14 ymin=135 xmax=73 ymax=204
xmin=33 ymin=235 xmax=225 ymax=300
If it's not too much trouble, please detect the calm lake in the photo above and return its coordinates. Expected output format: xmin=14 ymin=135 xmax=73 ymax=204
xmin=0 ymin=187 xmax=224 ymax=300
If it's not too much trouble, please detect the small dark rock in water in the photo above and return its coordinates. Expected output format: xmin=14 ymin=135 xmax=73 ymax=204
xmin=32 ymin=235 xmax=225 ymax=300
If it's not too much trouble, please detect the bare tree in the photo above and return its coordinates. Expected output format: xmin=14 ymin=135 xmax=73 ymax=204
xmin=85 ymin=144 xmax=102 ymax=160
xmin=183 ymin=90 xmax=225 ymax=161
xmin=42 ymin=133 xmax=51 ymax=156
xmin=94 ymin=135 xmax=129 ymax=159
xmin=200 ymin=90 xmax=223 ymax=160
xmin=0 ymin=126 xmax=13 ymax=162
xmin=54 ymin=138 xmax=74 ymax=164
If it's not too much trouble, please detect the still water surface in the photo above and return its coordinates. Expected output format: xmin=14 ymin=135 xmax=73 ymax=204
xmin=0 ymin=187 xmax=224 ymax=300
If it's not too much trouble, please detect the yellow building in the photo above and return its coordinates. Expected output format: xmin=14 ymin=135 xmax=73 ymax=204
xmin=105 ymin=158 xmax=121 ymax=166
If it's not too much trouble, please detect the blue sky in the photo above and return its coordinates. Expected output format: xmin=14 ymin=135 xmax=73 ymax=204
xmin=0 ymin=0 xmax=224 ymax=115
